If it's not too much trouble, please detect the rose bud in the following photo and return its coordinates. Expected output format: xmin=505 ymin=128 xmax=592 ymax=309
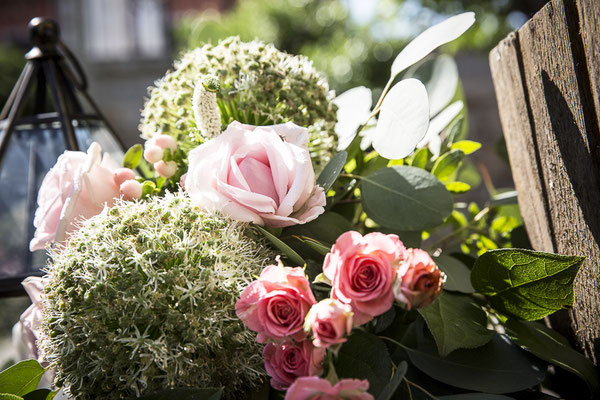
xmin=285 ymin=377 xmax=374 ymax=400
xmin=154 ymin=134 xmax=177 ymax=151
xmin=236 ymin=259 xmax=316 ymax=343
xmin=143 ymin=144 xmax=164 ymax=163
xmin=120 ymin=179 xmax=143 ymax=201
xmin=394 ymin=248 xmax=445 ymax=310
xmin=154 ymin=160 xmax=178 ymax=178
xmin=323 ymin=231 xmax=406 ymax=326
xmin=263 ymin=341 xmax=325 ymax=390
xmin=113 ymin=168 xmax=136 ymax=187
xmin=304 ymin=298 xmax=353 ymax=349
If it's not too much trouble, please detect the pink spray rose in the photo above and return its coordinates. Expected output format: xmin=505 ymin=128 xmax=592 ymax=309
xmin=185 ymin=121 xmax=325 ymax=228
xmin=30 ymin=142 xmax=120 ymax=251
xmin=394 ymin=248 xmax=445 ymax=310
xmin=304 ymin=298 xmax=353 ymax=348
xmin=236 ymin=260 xmax=317 ymax=343
xmin=17 ymin=277 xmax=45 ymax=363
xmin=285 ymin=377 xmax=374 ymax=400
xmin=323 ymin=231 xmax=406 ymax=326
xmin=263 ymin=341 xmax=326 ymax=390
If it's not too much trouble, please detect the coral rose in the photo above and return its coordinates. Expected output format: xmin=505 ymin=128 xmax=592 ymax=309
xmin=236 ymin=260 xmax=317 ymax=343
xmin=263 ymin=341 xmax=326 ymax=390
xmin=304 ymin=298 xmax=353 ymax=348
xmin=323 ymin=231 xmax=406 ymax=326
xmin=30 ymin=142 xmax=120 ymax=251
xmin=285 ymin=377 xmax=374 ymax=400
xmin=394 ymin=248 xmax=445 ymax=309
xmin=185 ymin=121 xmax=325 ymax=228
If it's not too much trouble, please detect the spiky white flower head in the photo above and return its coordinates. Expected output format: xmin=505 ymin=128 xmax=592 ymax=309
xmin=192 ymin=75 xmax=222 ymax=141
xmin=140 ymin=37 xmax=338 ymax=171
xmin=39 ymin=192 xmax=275 ymax=400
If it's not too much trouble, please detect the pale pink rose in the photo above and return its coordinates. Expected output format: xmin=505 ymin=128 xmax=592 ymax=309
xmin=30 ymin=142 xmax=120 ymax=251
xmin=394 ymin=248 xmax=445 ymax=310
xmin=18 ymin=277 xmax=45 ymax=363
xmin=179 ymin=173 xmax=187 ymax=190
xmin=264 ymin=341 xmax=326 ymax=390
xmin=113 ymin=168 xmax=136 ymax=187
xmin=185 ymin=121 xmax=325 ymax=228
xmin=119 ymin=180 xmax=143 ymax=201
xmin=304 ymin=298 xmax=353 ymax=348
xmin=323 ymin=231 xmax=406 ymax=326
xmin=236 ymin=260 xmax=317 ymax=343
xmin=285 ymin=377 xmax=373 ymax=400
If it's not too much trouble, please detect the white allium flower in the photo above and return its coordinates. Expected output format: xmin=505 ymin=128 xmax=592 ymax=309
xmin=192 ymin=75 xmax=222 ymax=140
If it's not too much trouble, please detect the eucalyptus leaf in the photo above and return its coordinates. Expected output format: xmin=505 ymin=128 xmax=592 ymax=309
xmin=371 ymin=79 xmax=429 ymax=160
xmin=283 ymin=212 xmax=354 ymax=246
xmin=376 ymin=361 xmax=407 ymax=400
xmin=471 ymin=249 xmax=584 ymax=320
xmin=407 ymin=334 xmax=545 ymax=394
xmin=439 ymin=395 xmax=514 ymax=400
xmin=361 ymin=166 xmax=452 ymax=231
xmin=431 ymin=149 xmax=464 ymax=183
xmin=0 ymin=395 xmax=22 ymax=400
xmin=435 ymin=256 xmax=474 ymax=293
xmin=445 ymin=182 xmax=471 ymax=194
xmin=255 ymin=225 xmax=305 ymax=266
xmin=294 ymin=237 xmax=330 ymax=256
xmin=317 ymin=151 xmax=347 ymax=192
xmin=418 ymin=292 xmax=494 ymax=356
xmin=409 ymin=147 xmax=430 ymax=169
xmin=335 ymin=331 xmax=393 ymax=396
xmin=390 ymin=12 xmax=475 ymax=78
xmin=451 ymin=140 xmax=481 ymax=155
xmin=425 ymin=55 xmax=460 ymax=117
xmin=22 ymin=389 xmax=55 ymax=400
xmin=505 ymin=319 xmax=599 ymax=395
xmin=0 ymin=360 xmax=46 ymax=396
xmin=418 ymin=101 xmax=464 ymax=157
xmin=136 ymin=388 xmax=222 ymax=400
xmin=123 ymin=144 xmax=143 ymax=169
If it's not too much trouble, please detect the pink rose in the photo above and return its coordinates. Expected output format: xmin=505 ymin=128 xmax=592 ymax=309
xmin=264 ymin=341 xmax=326 ymax=390
xmin=30 ymin=142 xmax=120 ymax=251
xmin=185 ymin=121 xmax=325 ymax=228
xmin=285 ymin=377 xmax=374 ymax=400
xmin=304 ymin=299 xmax=353 ymax=348
xmin=323 ymin=231 xmax=406 ymax=326
xmin=236 ymin=260 xmax=317 ymax=343
xmin=394 ymin=248 xmax=445 ymax=310
xmin=17 ymin=277 xmax=45 ymax=363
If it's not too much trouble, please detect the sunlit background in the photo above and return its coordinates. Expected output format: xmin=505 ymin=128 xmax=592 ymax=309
xmin=0 ymin=0 xmax=546 ymax=368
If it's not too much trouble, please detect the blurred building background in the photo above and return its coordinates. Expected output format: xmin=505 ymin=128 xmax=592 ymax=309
xmin=0 ymin=0 xmax=547 ymax=368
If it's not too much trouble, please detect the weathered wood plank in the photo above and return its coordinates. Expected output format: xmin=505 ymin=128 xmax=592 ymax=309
xmin=489 ymin=34 xmax=555 ymax=252
xmin=490 ymin=0 xmax=600 ymax=364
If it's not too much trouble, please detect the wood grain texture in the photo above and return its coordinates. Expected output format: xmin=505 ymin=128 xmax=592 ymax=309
xmin=490 ymin=0 xmax=600 ymax=364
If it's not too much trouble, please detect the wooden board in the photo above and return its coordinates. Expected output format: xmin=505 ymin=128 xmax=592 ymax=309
xmin=490 ymin=0 xmax=600 ymax=364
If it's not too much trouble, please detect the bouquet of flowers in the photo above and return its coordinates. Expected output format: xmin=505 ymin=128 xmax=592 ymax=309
xmin=4 ymin=11 xmax=598 ymax=400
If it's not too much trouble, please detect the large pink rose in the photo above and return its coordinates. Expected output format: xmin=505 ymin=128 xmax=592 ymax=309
xmin=30 ymin=142 xmax=120 ymax=251
xmin=323 ymin=231 xmax=406 ymax=326
xmin=285 ymin=377 xmax=374 ymax=400
xmin=263 ymin=341 xmax=326 ymax=390
xmin=394 ymin=248 xmax=445 ymax=310
xmin=236 ymin=260 xmax=317 ymax=343
xmin=17 ymin=277 xmax=45 ymax=363
xmin=304 ymin=298 xmax=353 ymax=349
xmin=185 ymin=121 xmax=325 ymax=228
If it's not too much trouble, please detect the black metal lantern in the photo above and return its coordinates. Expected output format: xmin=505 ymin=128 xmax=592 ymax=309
xmin=0 ymin=17 xmax=125 ymax=296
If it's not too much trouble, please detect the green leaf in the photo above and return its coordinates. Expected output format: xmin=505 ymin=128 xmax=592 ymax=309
xmin=407 ymin=334 xmax=545 ymax=394
xmin=505 ymin=319 xmax=599 ymax=395
xmin=294 ymin=238 xmax=330 ymax=256
xmin=435 ymin=256 xmax=474 ymax=293
xmin=317 ymin=151 xmax=347 ymax=192
xmin=361 ymin=166 xmax=452 ymax=231
xmin=255 ymin=225 xmax=305 ymax=266
xmin=0 ymin=394 xmax=22 ymax=400
xmin=450 ymin=140 xmax=481 ymax=155
xmin=439 ymin=395 xmax=514 ymax=400
xmin=409 ymin=147 xmax=430 ymax=169
xmin=418 ymin=292 xmax=494 ymax=356
xmin=471 ymin=249 xmax=584 ymax=320
xmin=137 ymin=388 xmax=222 ymax=400
xmin=335 ymin=331 xmax=393 ymax=396
xmin=141 ymin=181 xmax=156 ymax=198
xmin=431 ymin=149 xmax=464 ymax=183
xmin=123 ymin=144 xmax=144 ymax=169
xmin=445 ymin=181 xmax=471 ymax=194
xmin=376 ymin=361 xmax=407 ymax=400
xmin=22 ymin=389 xmax=56 ymax=400
xmin=0 ymin=360 xmax=46 ymax=396
xmin=283 ymin=212 xmax=354 ymax=247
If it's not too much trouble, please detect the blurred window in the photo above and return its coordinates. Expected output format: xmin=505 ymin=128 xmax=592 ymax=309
xmin=82 ymin=0 xmax=166 ymax=61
